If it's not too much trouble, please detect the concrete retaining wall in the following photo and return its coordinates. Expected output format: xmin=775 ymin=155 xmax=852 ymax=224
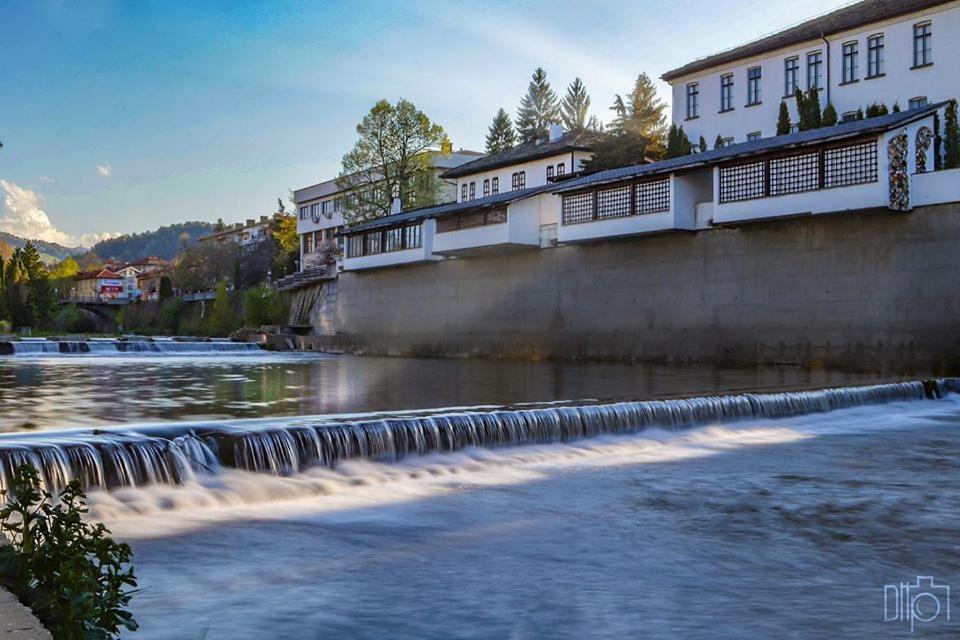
xmin=303 ymin=203 xmax=960 ymax=372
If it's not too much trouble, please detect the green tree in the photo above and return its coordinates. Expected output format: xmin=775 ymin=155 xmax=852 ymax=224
xmin=485 ymin=108 xmax=516 ymax=154
xmin=776 ymin=101 xmax=792 ymax=135
xmin=945 ymin=100 xmax=960 ymax=170
xmin=714 ymin=134 xmax=724 ymax=149
xmin=337 ymin=99 xmax=446 ymax=224
xmin=807 ymin=88 xmax=822 ymax=129
xmin=698 ymin=136 xmax=708 ymax=153
xmin=934 ymin=111 xmax=943 ymax=171
xmin=560 ymin=77 xmax=591 ymax=131
xmin=270 ymin=214 xmax=299 ymax=278
xmin=206 ymin=281 xmax=237 ymax=336
xmin=579 ymin=130 xmax=658 ymax=172
xmin=50 ymin=256 xmax=79 ymax=281
xmin=822 ymin=103 xmax=838 ymax=126
xmin=515 ymin=67 xmax=561 ymax=142
xmin=18 ymin=242 xmax=56 ymax=330
xmin=665 ymin=124 xmax=693 ymax=158
xmin=892 ymin=102 xmax=901 ymax=113
xmin=3 ymin=251 xmax=29 ymax=328
xmin=608 ymin=73 xmax=667 ymax=144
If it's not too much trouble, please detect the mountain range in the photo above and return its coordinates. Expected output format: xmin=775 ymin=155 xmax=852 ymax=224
xmin=0 ymin=231 xmax=84 ymax=263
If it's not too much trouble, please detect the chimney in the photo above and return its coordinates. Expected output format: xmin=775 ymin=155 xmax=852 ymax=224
xmin=246 ymin=218 xmax=255 ymax=226
xmin=260 ymin=215 xmax=268 ymax=223
xmin=390 ymin=197 xmax=402 ymax=215
xmin=549 ymin=123 xmax=564 ymax=142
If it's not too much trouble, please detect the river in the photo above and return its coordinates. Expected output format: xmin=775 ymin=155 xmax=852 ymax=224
xmin=0 ymin=344 xmax=956 ymax=638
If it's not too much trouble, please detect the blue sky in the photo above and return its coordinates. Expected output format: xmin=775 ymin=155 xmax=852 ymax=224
xmin=0 ymin=0 xmax=845 ymax=246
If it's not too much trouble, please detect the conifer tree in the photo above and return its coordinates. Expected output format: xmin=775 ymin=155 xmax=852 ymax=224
xmin=892 ymin=102 xmax=901 ymax=113
xmin=666 ymin=124 xmax=693 ymax=158
xmin=714 ymin=134 xmax=724 ymax=149
xmin=485 ymin=108 xmax=517 ymax=154
xmin=945 ymin=100 xmax=960 ymax=170
xmin=776 ymin=101 xmax=792 ymax=135
xmin=608 ymin=73 xmax=667 ymax=144
xmin=934 ymin=111 xmax=943 ymax=171
xmin=560 ymin=77 xmax=591 ymax=131
xmin=822 ymin=103 xmax=838 ymax=126
xmin=698 ymin=136 xmax=707 ymax=153
xmin=515 ymin=68 xmax=560 ymax=143
xmin=807 ymin=88 xmax=822 ymax=129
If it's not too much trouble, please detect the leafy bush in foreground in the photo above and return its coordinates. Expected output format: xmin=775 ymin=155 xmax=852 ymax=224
xmin=0 ymin=465 xmax=138 ymax=639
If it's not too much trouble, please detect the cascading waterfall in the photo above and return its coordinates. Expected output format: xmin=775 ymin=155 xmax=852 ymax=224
xmin=0 ymin=338 xmax=263 ymax=356
xmin=0 ymin=379 xmax=952 ymax=495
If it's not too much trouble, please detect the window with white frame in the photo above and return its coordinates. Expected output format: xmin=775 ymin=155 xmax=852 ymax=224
xmin=469 ymin=182 xmax=476 ymax=200
xmin=686 ymin=83 xmax=699 ymax=119
xmin=310 ymin=203 xmax=320 ymax=219
xmin=720 ymin=74 xmax=734 ymax=111
xmin=842 ymin=42 xmax=858 ymax=83
xmin=784 ymin=57 xmax=799 ymax=96
xmin=747 ymin=132 xmax=761 ymax=141
xmin=909 ymin=96 xmax=929 ymax=110
xmin=721 ymin=137 xmax=734 ymax=147
xmin=492 ymin=177 xmax=499 ymax=195
xmin=461 ymin=184 xmax=468 ymax=202
xmin=913 ymin=22 xmax=932 ymax=67
xmin=511 ymin=171 xmax=526 ymax=190
xmin=807 ymin=51 xmax=822 ymax=90
xmin=867 ymin=34 xmax=884 ymax=77
xmin=547 ymin=165 xmax=554 ymax=179
xmin=556 ymin=163 xmax=565 ymax=175
xmin=321 ymin=200 xmax=333 ymax=217
xmin=483 ymin=179 xmax=490 ymax=197
xmin=746 ymin=67 xmax=761 ymax=105
xmin=299 ymin=206 xmax=308 ymax=220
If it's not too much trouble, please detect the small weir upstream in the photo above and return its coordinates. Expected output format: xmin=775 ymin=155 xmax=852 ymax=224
xmin=0 ymin=379 xmax=951 ymax=494
xmin=0 ymin=338 xmax=263 ymax=356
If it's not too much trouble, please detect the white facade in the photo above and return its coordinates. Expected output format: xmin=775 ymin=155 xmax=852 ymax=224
xmin=451 ymin=151 xmax=593 ymax=203
xmin=667 ymin=1 xmax=959 ymax=145
xmin=200 ymin=216 xmax=274 ymax=247
xmin=342 ymin=219 xmax=442 ymax=271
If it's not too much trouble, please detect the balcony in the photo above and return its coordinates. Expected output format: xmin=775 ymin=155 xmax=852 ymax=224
xmin=342 ymin=220 xmax=441 ymax=271
xmin=432 ymin=203 xmax=541 ymax=257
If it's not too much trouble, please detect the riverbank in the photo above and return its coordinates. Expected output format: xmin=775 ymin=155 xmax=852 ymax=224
xmin=0 ymin=587 xmax=51 ymax=639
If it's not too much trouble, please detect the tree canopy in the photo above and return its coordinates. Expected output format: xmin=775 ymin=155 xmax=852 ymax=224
xmin=337 ymin=99 xmax=447 ymax=225
xmin=515 ymin=68 xmax=561 ymax=143
xmin=560 ymin=77 xmax=591 ymax=131
xmin=608 ymin=73 xmax=667 ymax=144
xmin=485 ymin=108 xmax=517 ymax=154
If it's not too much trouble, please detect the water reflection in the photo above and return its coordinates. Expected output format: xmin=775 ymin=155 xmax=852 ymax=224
xmin=1 ymin=353 xmax=905 ymax=432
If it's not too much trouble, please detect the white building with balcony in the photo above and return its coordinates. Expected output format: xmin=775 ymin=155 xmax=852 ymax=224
xmin=293 ymin=149 xmax=483 ymax=273
xmin=662 ymin=0 xmax=959 ymax=146
xmin=550 ymin=103 xmax=956 ymax=240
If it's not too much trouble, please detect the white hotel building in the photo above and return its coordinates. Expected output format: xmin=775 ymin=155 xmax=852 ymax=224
xmin=662 ymin=0 xmax=959 ymax=145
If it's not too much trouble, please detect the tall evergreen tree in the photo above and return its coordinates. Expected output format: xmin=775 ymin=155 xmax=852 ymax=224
xmin=20 ymin=242 xmax=56 ymax=329
xmin=485 ymin=108 xmax=517 ymax=154
xmin=776 ymin=101 xmax=792 ymax=135
xmin=822 ymin=103 xmax=838 ymax=126
xmin=807 ymin=88 xmax=822 ymax=129
xmin=3 ymin=250 xmax=30 ymax=329
xmin=714 ymin=134 xmax=724 ymax=150
xmin=608 ymin=73 xmax=667 ymax=143
xmin=560 ymin=77 xmax=591 ymax=131
xmin=934 ymin=111 xmax=943 ymax=171
xmin=515 ymin=68 xmax=560 ymax=143
xmin=665 ymin=124 xmax=693 ymax=158
xmin=698 ymin=136 xmax=707 ymax=153
xmin=945 ymin=100 xmax=960 ymax=170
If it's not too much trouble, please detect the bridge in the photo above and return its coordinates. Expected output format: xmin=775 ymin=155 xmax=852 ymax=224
xmin=58 ymin=291 xmax=218 ymax=307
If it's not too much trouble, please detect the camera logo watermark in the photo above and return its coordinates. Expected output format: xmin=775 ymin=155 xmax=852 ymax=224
xmin=884 ymin=577 xmax=951 ymax=632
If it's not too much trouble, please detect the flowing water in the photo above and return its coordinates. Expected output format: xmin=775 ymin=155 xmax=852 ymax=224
xmin=0 ymin=348 xmax=957 ymax=638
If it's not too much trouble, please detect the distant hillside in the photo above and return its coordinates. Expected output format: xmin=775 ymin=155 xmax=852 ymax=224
xmin=91 ymin=221 xmax=216 ymax=262
xmin=0 ymin=231 xmax=83 ymax=263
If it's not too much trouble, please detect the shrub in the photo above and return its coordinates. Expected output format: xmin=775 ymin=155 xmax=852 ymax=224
xmin=243 ymin=285 xmax=289 ymax=327
xmin=53 ymin=305 xmax=98 ymax=333
xmin=0 ymin=465 xmax=138 ymax=639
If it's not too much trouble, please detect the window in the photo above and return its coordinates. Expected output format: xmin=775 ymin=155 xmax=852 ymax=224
xmin=747 ymin=131 xmax=762 ymax=141
xmin=909 ymin=96 xmax=929 ymax=110
xmin=686 ymin=83 xmax=699 ymax=119
xmin=334 ymin=197 xmax=343 ymax=212
xmin=807 ymin=51 xmax=823 ymax=90
xmin=867 ymin=34 xmax=884 ymax=77
xmin=842 ymin=42 xmax=858 ymax=83
xmin=720 ymin=74 xmax=734 ymax=111
xmin=310 ymin=203 xmax=320 ymax=220
xmin=511 ymin=171 xmax=526 ymax=190
xmin=299 ymin=206 xmax=308 ymax=220
xmin=304 ymin=232 xmax=314 ymax=254
xmin=556 ymin=163 xmax=565 ymax=175
xmin=469 ymin=182 xmax=476 ymax=200
xmin=721 ymin=137 xmax=734 ymax=147
xmin=784 ymin=57 xmax=799 ymax=96
xmin=842 ymin=111 xmax=859 ymax=123
xmin=913 ymin=22 xmax=932 ymax=67
xmin=436 ymin=209 xmax=508 ymax=233
xmin=483 ymin=179 xmax=490 ymax=197
xmin=547 ymin=165 xmax=555 ymax=179
xmin=746 ymin=67 xmax=761 ymax=105
xmin=461 ymin=184 xmax=468 ymax=202
xmin=321 ymin=200 xmax=333 ymax=217
xmin=492 ymin=177 xmax=499 ymax=195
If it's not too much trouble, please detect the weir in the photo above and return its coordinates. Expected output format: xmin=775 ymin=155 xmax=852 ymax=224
xmin=0 ymin=339 xmax=264 ymax=356
xmin=0 ymin=379 xmax=952 ymax=494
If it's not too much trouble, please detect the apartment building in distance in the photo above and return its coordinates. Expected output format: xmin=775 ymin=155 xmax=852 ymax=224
xmin=293 ymin=148 xmax=483 ymax=272
xmin=662 ymin=0 xmax=958 ymax=145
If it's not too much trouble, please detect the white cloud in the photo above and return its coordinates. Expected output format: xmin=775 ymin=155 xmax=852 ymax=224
xmin=38 ymin=176 xmax=55 ymax=184
xmin=96 ymin=163 xmax=112 ymax=177
xmin=0 ymin=179 xmax=119 ymax=248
